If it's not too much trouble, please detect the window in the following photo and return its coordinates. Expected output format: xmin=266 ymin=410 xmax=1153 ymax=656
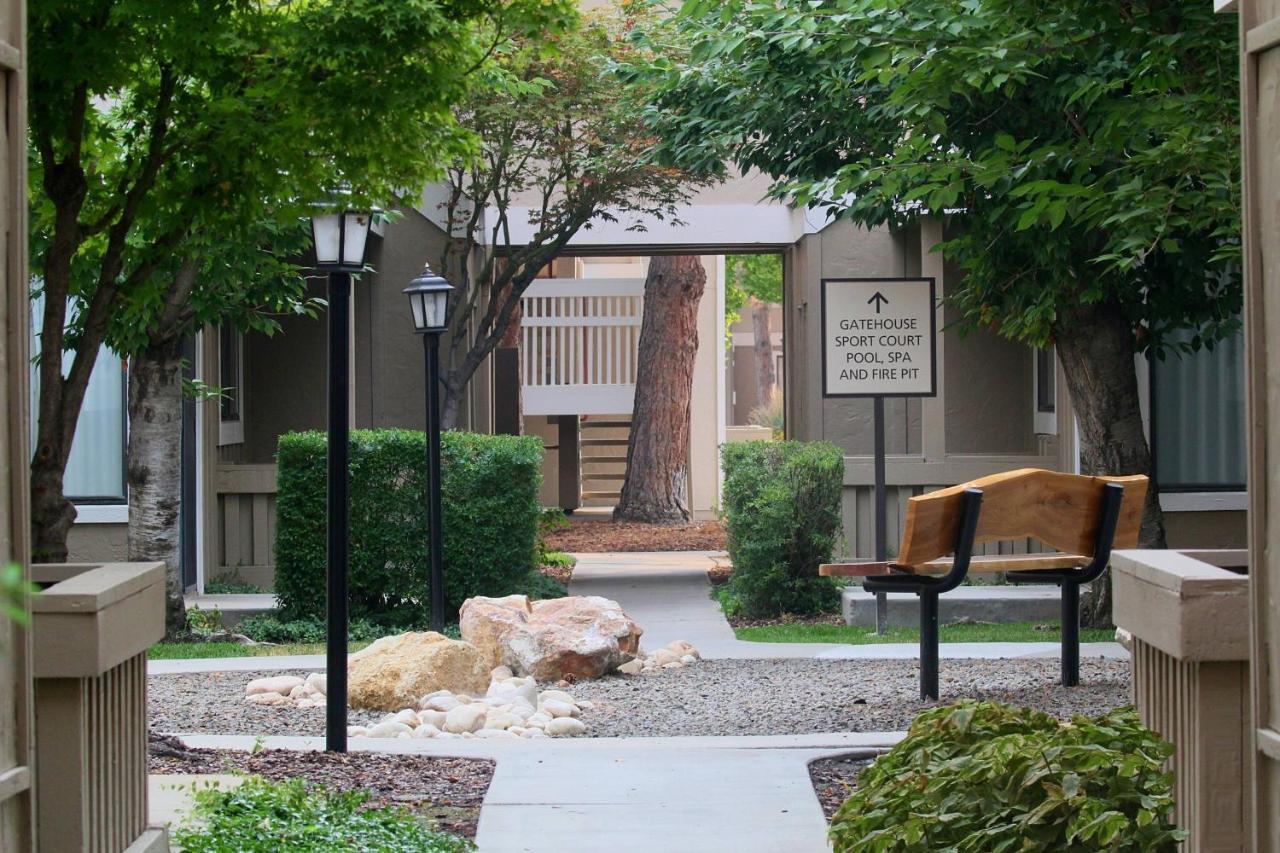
xmin=29 ymin=292 xmax=127 ymax=503
xmin=1033 ymin=347 xmax=1057 ymax=436
xmin=1151 ymin=329 xmax=1246 ymax=491
xmin=218 ymin=325 xmax=244 ymax=445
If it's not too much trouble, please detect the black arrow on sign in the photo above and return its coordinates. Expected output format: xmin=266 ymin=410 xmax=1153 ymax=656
xmin=867 ymin=291 xmax=889 ymax=314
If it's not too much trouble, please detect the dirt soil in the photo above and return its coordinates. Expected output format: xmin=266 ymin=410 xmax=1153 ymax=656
xmin=546 ymin=518 xmax=726 ymax=553
xmin=149 ymin=746 xmax=494 ymax=839
xmin=809 ymin=754 xmax=875 ymax=821
xmin=726 ymin=610 xmax=846 ymax=629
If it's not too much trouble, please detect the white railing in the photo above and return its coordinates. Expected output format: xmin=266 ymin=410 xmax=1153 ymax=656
xmin=521 ymin=278 xmax=644 ymax=415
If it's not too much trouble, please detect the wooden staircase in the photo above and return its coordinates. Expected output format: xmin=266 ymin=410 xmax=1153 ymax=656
xmin=579 ymin=416 xmax=631 ymax=508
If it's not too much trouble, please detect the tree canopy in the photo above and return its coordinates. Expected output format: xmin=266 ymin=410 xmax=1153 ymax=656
xmin=28 ymin=0 xmax=573 ymax=559
xmin=432 ymin=4 xmax=707 ymax=426
xmin=626 ymin=0 xmax=1241 ymax=354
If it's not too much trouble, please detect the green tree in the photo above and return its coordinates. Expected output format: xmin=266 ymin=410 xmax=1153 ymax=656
xmin=432 ymin=4 xmax=707 ymax=428
xmin=30 ymin=0 xmax=571 ymax=633
xmin=627 ymin=0 xmax=1240 ymax=621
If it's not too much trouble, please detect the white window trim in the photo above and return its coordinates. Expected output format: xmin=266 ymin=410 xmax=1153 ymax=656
xmin=218 ymin=327 xmax=245 ymax=446
xmin=74 ymin=503 xmax=128 ymax=524
xmin=1159 ymin=491 xmax=1248 ymax=513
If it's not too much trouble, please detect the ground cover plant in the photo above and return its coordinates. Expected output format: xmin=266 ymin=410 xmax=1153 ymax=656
xmin=274 ymin=430 xmax=548 ymax=629
xmin=720 ymin=441 xmax=843 ymax=617
xmin=171 ymin=776 xmax=474 ymax=852
xmin=829 ymin=701 xmax=1184 ymax=852
xmin=735 ymin=621 xmax=1114 ymax=646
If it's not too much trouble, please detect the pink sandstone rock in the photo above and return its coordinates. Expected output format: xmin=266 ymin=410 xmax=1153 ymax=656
xmin=459 ymin=594 xmax=643 ymax=681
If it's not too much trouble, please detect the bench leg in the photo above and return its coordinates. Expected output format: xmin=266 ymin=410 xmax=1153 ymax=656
xmin=920 ymin=591 xmax=939 ymax=701
xmin=1061 ymin=581 xmax=1080 ymax=687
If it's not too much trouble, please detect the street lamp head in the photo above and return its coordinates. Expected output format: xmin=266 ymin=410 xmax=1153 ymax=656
xmin=310 ymin=199 xmax=374 ymax=273
xmin=404 ymin=265 xmax=454 ymax=335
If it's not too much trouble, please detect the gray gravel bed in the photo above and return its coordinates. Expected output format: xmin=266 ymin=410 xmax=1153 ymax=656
xmin=149 ymin=658 xmax=1130 ymax=738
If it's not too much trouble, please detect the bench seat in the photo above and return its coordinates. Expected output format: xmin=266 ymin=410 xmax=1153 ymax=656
xmin=819 ymin=553 xmax=1090 ymax=577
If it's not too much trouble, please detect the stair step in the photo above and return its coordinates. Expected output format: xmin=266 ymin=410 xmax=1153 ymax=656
xmin=581 ymin=438 xmax=629 ymax=446
xmin=582 ymin=472 xmax=626 ymax=481
xmin=581 ymin=490 xmax=622 ymax=500
xmin=581 ymin=419 xmax=632 ymax=428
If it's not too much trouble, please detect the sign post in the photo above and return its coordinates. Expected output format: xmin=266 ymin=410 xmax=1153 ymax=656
xmin=822 ymin=278 xmax=938 ymax=633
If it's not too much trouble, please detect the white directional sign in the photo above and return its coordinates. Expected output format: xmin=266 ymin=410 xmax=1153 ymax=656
xmin=821 ymin=278 xmax=937 ymax=397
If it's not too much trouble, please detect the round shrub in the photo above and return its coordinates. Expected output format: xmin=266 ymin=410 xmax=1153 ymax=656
xmin=830 ymin=701 xmax=1185 ymax=852
xmin=720 ymin=440 xmax=843 ymax=617
xmin=273 ymin=429 xmax=543 ymax=628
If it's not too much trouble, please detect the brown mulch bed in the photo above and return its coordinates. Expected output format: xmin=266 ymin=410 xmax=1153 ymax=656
xmin=546 ymin=518 xmax=727 ymax=553
xmin=809 ymin=754 xmax=876 ymax=821
xmin=149 ymin=745 xmax=494 ymax=839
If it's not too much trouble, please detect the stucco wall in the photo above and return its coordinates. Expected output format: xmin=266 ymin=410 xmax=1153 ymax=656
xmin=67 ymin=522 xmax=128 ymax=563
xmin=1164 ymin=510 xmax=1248 ymax=550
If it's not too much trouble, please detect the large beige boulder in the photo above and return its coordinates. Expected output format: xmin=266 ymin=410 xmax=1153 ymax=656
xmin=347 ymin=632 xmax=489 ymax=711
xmin=460 ymin=594 xmax=643 ymax=681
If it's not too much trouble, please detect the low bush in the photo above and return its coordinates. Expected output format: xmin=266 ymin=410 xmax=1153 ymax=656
xmin=720 ymin=440 xmax=843 ymax=617
xmin=236 ymin=615 xmax=388 ymax=645
xmin=830 ymin=701 xmax=1185 ymax=852
xmin=172 ymin=776 xmax=474 ymax=852
xmin=274 ymin=430 xmax=544 ymax=628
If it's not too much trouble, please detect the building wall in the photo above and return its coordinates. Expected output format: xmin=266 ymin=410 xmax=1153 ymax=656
xmin=67 ymin=523 xmax=128 ymax=563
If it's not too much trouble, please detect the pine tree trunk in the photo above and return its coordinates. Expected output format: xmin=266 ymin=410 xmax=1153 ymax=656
xmin=126 ymin=337 xmax=187 ymax=638
xmin=614 ymin=256 xmax=707 ymax=523
xmin=750 ymin=298 xmax=776 ymax=407
xmin=1054 ymin=298 xmax=1167 ymax=628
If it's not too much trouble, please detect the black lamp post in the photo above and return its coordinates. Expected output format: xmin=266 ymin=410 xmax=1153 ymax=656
xmin=311 ymin=202 xmax=373 ymax=753
xmin=404 ymin=265 xmax=454 ymax=633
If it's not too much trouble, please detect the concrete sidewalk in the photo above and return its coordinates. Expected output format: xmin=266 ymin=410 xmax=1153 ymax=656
xmin=175 ymin=733 xmax=901 ymax=853
xmin=568 ymin=551 xmax=1127 ymax=662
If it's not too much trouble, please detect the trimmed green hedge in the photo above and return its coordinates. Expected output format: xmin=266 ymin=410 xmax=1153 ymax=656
xmin=274 ymin=429 xmax=543 ymax=627
xmin=720 ymin=440 xmax=843 ymax=617
xmin=830 ymin=701 xmax=1185 ymax=851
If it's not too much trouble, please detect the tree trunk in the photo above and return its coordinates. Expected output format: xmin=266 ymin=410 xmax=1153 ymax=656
xmin=614 ymin=256 xmax=707 ymax=523
xmin=30 ymin=457 xmax=76 ymax=564
xmin=126 ymin=336 xmax=187 ymax=638
xmin=750 ymin=297 xmax=777 ymax=407
xmin=1054 ymin=297 xmax=1166 ymax=628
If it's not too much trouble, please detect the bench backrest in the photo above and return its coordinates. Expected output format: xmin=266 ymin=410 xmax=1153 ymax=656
xmin=896 ymin=468 xmax=1149 ymax=567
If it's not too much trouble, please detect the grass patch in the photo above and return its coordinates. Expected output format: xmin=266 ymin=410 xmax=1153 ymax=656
xmin=148 ymin=641 xmax=374 ymax=660
xmin=734 ymin=620 xmax=1115 ymax=645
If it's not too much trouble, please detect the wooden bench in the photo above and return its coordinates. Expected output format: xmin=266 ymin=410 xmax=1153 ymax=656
xmin=820 ymin=468 xmax=1148 ymax=700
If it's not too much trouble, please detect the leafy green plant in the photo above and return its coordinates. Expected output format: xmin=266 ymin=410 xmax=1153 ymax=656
xmin=236 ymin=615 xmax=387 ymax=645
xmin=274 ymin=430 xmax=543 ymax=628
xmin=541 ymin=551 xmax=575 ymax=570
xmin=172 ymin=777 xmax=474 ymax=852
xmin=185 ymin=605 xmax=224 ymax=635
xmin=205 ymin=570 xmax=265 ymax=595
xmin=1 ymin=563 xmax=36 ymax=625
xmin=535 ymin=508 xmax=570 ymax=566
xmin=720 ymin=441 xmax=843 ymax=617
xmin=830 ymin=701 xmax=1185 ymax=852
